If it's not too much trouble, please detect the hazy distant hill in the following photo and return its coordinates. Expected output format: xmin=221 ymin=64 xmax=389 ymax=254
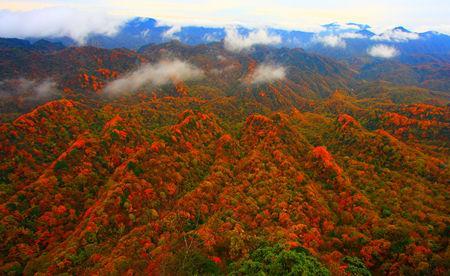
xmin=19 ymin=18 xmax=450 ymax=58
xmin=14 ymin=17 xmax=450 ymax=94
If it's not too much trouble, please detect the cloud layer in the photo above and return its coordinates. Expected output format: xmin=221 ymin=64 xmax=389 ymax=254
xmin=103 ymin=59 xmax=203 ymax=95
xmin=13 ymin=78 xmax=58 ymax=99
xmin=161 ymin=25 xmax=182 ymax=40
xmin=339 ymin=32 xmax=366 ymax=39
xmin=1 ymin=0 xmax=446 ymax=35
xmin=367 ymin=44 xmax=399 ymax=58
xmin=312 ymin=31 xmax=366 ymax=48
xmin=224 ymin=28 xmax=281 ymax=52
xmin=251 ymin=64 xmax=286 ymax=84
xmin=0 ymin=7 xmax=127 ymax=44
xmin=32 ymin=79 xmax=58 ymax=98
xmin=0 ymin=78 xmax=59 ymax=108
xmin=371 ymin=29 xmax=419 ymax=42
xmin=313 ymin=34 xmax=346 ymax=48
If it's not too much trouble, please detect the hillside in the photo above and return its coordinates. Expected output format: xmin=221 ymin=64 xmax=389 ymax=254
xmin=0 ymin=40 xmax=449 ymax=275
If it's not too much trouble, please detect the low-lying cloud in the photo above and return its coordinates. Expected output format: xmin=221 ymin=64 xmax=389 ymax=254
xmin=11 ymin=78 xmax=58 ymax=99
xmin=339 ymin=32 xmax=366 ymax=39
xmin=224 ymin=27 xmax=281 ymax=52
xmin=162 ymin=25 xmax=182 ymax=41
xmin=0 ymin=78 xmax=60 ymax=112
xmin=203 ymin=32 xmax=221 ymax=42
xmin=33 ymin=79 xmax=58 ymax=98
xmin=371 ymin=29 xmax=419 ymax=42
xmin=323 ymin=22 xmax=370 ymax=32
xmin=313 ymin=34 xmax=346 ymax=48
xmin=0 ymin=7 xmax=127 ymax=44
xmin=251 ymin=64 xmax=286 ymax=84
xmin=367 ymin=44 xmax=399 ymax=58
xmin=313 ymin=32 xmax=366 ymax=48
xmin=103 ymin=59 xmax=204 ymax=95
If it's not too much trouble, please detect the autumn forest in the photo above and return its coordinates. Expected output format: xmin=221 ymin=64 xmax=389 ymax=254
xmin=0 ymin=8 xmax=449 ymax=275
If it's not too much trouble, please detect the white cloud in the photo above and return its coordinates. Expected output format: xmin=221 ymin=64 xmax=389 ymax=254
xmin=140 ymin=29 xmax=150 ymax=38
xmin=210 ymin=64 xmax=237 ymax=75
xmin=323 ymin=22 xmax=366 ymax=31
xmin=16 ymin=78 xmax=58 ymax=98
xmin=0 ymin=78 xmax=59 ymax=100
xmin=203 ymin=33 xmax=220 ymax=42
xmin=103 ymin=59 xmax=203 ymax=95
xmin=34 ymin=79 xmax=58 ymax=98
xmin=162 ymin=25 xmax=182 ymax=40
xmin=312 ymin=31 xmax=366 ymax=48
xmin=339 ymin=32 xmax=366 ymax=39
xmin=367 ymin=44 xmax=399 ymax=58
xmin=313 ymin=34 xmax=346 ymax=48
xmin=0 ymin=7 xmax=127 ymax=44
xmin=16 ymin=78 xmax=35 ymax=91
xmin=250 ymin=64 xmax=286 ymax=84
xmin=371 ymin=29 xmax=419 ymax=42
xmin=0 ymin=2 xmax=448 ymax=37
xmin=415 ymin=25 xmax=450 ymax=35
xmin=224 ymin=27 xmax=281 ymax=52
xmin=217 ymin=55 xmax=227 ymax=61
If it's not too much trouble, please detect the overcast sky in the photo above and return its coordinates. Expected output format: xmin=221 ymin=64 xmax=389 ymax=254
xmin=0 ymin=0 xmax=449 ymax=34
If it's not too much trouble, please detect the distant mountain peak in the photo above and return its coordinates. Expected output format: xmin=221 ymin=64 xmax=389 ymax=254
xmin=130 ymin=17 xmax=157 ymax=25
xmin=124 ymin=17 xmax=158 ymax=29
xmin=420 ymin=30 xmax=442 ymax=36
xmin=346 ymin=22 xmax=371 ymax=30
xmin=33 ymin=39 xmax=65 ymax=51
xmin=322 ymin=22 xmax=370 ymax=31
xmin=322 ymin=22 xmax=340 ymax=29
xmin=392 ymin=26 xmax=411 ymax=33
xmin=356 ymin=29 xmax=375 ymax=37
xmin=0 ymin=37 xmax=65 ymax=52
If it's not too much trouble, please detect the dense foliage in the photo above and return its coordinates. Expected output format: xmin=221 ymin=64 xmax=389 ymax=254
xmin=0 ymin=41 xmax=449 ymax=275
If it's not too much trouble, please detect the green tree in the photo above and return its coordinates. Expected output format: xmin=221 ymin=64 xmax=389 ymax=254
xmin=229 ymin=244 xmax=330 ymax=276
xmin=342 ymin=256 xmax=371 ymax=276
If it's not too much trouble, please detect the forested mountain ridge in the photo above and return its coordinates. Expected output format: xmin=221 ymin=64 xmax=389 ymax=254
xmin=0 ymin=39 xmax=449 ymax=275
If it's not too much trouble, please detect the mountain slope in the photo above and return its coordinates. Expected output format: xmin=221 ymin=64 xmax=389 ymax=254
xmin=0 ymin=41 xmax=449 ymax=275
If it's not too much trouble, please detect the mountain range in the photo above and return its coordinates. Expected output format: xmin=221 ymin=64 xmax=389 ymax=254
xmin=0 ymin=19 xmax=449 ymax=275
xmin=22 ymin=18 xmax=450 ymax=57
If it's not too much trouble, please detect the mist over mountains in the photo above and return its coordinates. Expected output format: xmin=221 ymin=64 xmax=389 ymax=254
xmin=6 ymin=16 xmax=447 ymax=58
